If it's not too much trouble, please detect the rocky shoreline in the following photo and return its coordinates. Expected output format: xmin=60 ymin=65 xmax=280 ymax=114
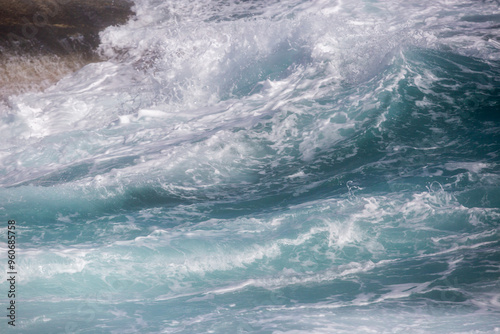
xmin=0 ymin=0 xmax=134 ymax=54
xmin=0 ymin=0 xmax=134 ymax=98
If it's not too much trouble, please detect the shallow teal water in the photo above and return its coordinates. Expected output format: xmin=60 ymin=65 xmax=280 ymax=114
xmin=1 ymin=0 xmax=500 ymax=333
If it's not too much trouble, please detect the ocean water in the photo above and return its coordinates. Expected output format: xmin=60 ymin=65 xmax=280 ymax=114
xmin=1 ymin=0 xmax=500 ymax=333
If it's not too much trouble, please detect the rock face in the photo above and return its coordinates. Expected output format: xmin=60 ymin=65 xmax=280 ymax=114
xmin=0 ymin=0 xmax=134 ymax=99
xmin=0 ymin=0 xmax=133 ymax=54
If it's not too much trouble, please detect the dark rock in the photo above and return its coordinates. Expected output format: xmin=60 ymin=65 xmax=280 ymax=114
xmin=0 ymin=0 xmax=134 ymax=99
xmin=0 ymin=0 xmax=134 ymax=55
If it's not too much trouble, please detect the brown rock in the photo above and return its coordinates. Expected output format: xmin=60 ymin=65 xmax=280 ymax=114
xmin=0 ymin=0 xmax=134 ymax=54
xmin=0 ymin=0 xmax=134 ymax=99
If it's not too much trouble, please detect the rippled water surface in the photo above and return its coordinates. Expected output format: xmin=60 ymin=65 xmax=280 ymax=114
xmin=1 ymin=0 xmax=500 ymax=333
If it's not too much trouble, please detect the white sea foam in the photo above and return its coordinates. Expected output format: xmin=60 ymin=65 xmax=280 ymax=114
xmin=0 ymin=0 xmax=499 ymax=332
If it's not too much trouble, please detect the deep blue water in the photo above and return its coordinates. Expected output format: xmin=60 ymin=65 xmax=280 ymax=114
xmin=1 ymin=0 xmax=500 ymax=333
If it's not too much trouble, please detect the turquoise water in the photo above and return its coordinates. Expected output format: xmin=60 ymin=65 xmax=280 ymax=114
xmin=1 ymin=0 xmax=500 ymax=333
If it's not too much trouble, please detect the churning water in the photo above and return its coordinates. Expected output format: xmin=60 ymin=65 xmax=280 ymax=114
xmin=1 ymin=0 xmax=500 ymax=333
